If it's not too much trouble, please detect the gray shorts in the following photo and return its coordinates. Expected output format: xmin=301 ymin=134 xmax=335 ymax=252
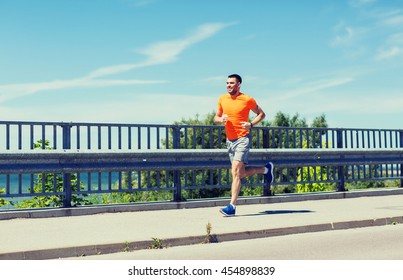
xmin=226 ymin=136 xmax=250 ymax=164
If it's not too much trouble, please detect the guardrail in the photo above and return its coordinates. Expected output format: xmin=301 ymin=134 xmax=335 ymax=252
xmin=2 ymin=148 xmax=403 ymax=172
xmin=1 ymin=148 xmax=402 ymax=208
xmin=1 ymin=120 xmax=403 ymax=210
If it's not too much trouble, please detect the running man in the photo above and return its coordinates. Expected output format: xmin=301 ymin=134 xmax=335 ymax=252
xmin=214 ymin=74 xmax=273 ymax=216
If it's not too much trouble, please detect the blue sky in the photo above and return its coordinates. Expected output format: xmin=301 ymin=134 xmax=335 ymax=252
xmin=1 ymin=0 xmax=402 ymax=129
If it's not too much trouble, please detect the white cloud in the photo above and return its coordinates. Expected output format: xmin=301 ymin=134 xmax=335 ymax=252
xmin=136 ymin=22 xmax=237 ymax=63
xmin=86 ymin=62 xmax=152 ymax=79
xmin=375 ymin=9 xmax=403 ymax=26
xmin=374 ymin=33 xmax=403 ymax=60
xmin=263 ymin=76 xmax=356 ymax=126
xmin=331 ymin=22 xmax=354 ymax=47
xmin=329 ymin=23 xmax=370 ymax=61
xmin=314 ymin=93 xmax=403 ymax=115
xmin=266 ymin=87 xmax=403 ymax=129
xmin=330 ymin=22 xmax=369 ymax=54
xmin=332 ymin=4 xmax=403 ymax=62
xmin=375 ymin=46 xmax=402 ymax=60
xmin=382 ymin=15 xmax=403 ymax=26
xmin=0 ymin=93 xmax=216 ymax=124
xmin=388 ymin=33 xmax=403 ymax=44
xmin=0 ymin=22 xmax=236 ymax=103
xmin=88 ymin=22 xmax=237 ymax=79
xmin=276 ymin=77 xmax=354 ymax=100
xmin=0 ymin=78 xmax=166 ymax=103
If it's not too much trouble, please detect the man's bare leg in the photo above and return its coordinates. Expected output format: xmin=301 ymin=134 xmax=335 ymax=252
xmin=230 ymin=160 xmax=265 ymax=205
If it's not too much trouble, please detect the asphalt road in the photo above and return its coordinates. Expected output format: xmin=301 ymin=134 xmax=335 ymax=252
xmin=68 ymin=223 xmax=403 ymax=260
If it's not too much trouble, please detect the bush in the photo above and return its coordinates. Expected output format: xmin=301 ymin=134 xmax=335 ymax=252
xmin=14 ymin=140 xmax=92 ymax=209
xmin=0 ymin=188 xmax=9 ymax=207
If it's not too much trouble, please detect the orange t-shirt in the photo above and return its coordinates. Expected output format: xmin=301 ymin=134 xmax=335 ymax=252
xmin=217 ymin=93 xmax=257 ymax=140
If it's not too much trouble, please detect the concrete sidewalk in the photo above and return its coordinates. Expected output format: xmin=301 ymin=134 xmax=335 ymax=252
xmin=1 ymin=189 xmax=403 ymax=260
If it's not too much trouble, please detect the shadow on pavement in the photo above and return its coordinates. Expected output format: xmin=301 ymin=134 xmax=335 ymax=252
xmin=234 ymin=209 xmax=314 ymax=217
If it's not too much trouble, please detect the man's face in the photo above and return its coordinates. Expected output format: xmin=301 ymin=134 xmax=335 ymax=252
xmin=226 ymin=77 xmax=240 ymax=95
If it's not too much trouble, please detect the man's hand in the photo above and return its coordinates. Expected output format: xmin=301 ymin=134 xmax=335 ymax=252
xmin=221 ymin=114 xmax=228 ymax=124
xmin=240 ymin=121 xmax=252 ymax=129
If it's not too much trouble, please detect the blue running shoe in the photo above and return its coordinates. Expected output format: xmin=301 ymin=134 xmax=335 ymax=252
xmin=265 ymin=162 xmax=274 ymax=183
xmin=219 ymin=204 xmax=236 ymax=216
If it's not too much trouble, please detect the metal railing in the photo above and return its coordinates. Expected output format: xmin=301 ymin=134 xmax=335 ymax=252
xmin=1 ymin=120 xmax=403 ymax=209
xmin=2 ymin=121 xmax=403 ymax=151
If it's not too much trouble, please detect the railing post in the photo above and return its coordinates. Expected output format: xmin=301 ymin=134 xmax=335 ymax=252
xmin=400 ymin=131 xmax=403 ymax=188
xmin=61 ymin=123 xmax=72 ymax=208
xmin=262 ymin=128 xmax=272 ymax=196
xmin=337 ymin=129 xmax=346 ymax=192
xmin=172 ymin=126 xmax=182 ymax=202
xmin=262 ymin=128 xmax=270 ymax=149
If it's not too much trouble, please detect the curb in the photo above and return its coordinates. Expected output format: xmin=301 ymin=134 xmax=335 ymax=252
xmin=2 ymin=215 xmax=402 ymax=260
xmin=2 ymin=188 xmax=403 ymax=220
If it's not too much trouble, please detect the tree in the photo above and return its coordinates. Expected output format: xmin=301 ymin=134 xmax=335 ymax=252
xmin=269 ymin=112 xmax=308 ymax=128
xmin=173 ymin=111 xmax=226 ymax=149
xmin=311 ymin=113 xmax=327 ymax=128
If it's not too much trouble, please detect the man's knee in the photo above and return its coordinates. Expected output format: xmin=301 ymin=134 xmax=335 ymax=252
xmin=232 ymin=161 xmax=246 ymax=178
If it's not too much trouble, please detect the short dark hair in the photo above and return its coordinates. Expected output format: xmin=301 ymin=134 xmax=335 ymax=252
xmin=228 ymin=74 xmax=242 ymax=84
